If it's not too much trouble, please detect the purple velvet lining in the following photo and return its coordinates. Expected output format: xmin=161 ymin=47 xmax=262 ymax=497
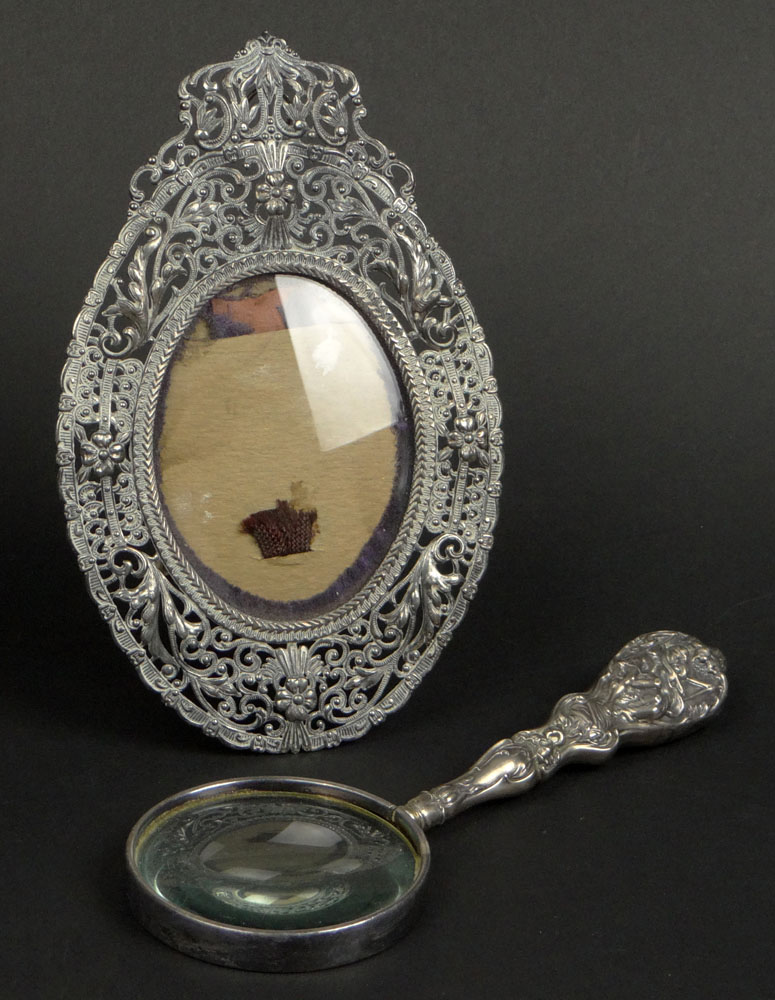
xmin=161 ymin=414 xmax=412 ymax=621
xmin=205 ymin=302 xmax=254 ymax=341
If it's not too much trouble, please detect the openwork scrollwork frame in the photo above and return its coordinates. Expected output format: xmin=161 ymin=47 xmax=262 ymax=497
xmin=57 ymin=35 xmax=502 ymax=751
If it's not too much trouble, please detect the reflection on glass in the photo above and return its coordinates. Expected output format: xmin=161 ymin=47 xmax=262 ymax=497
xmin=138 ymin=792 xmax=418 ymax=930
xmin=156 ymin=275 xmax=412 ymax=619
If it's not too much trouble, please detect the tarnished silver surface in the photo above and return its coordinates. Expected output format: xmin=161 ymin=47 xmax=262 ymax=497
xmin=56 ymin=35 xmax=502 ymax=751
xmin=401 ymin=631 xmax=727 ymax=829
xmin=127 ymin=631 xmax=726 ymax=971
xmin=127 ymin=776 xmax=431 ymax=973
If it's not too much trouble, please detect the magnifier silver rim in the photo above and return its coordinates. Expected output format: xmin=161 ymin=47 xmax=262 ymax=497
xmin=126 ymin=775 xmax=431 ymax=972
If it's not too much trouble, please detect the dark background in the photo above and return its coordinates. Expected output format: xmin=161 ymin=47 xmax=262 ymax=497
xmin=3 ymin=1 xmax=774 ymax=997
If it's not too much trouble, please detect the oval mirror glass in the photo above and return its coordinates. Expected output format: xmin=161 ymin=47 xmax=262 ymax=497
xmin=157 ymin=274 xmax=412 ymax=620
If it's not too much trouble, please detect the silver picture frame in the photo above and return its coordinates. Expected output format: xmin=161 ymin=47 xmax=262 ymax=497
xmin=56 ymin=35 xmax=502 ymax=752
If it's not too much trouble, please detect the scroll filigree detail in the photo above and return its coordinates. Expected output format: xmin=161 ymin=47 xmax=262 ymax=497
xmin=57 ymin=36 xmax=502 ymax=751
xmin=402 ymin=632 xmax=728 ymax=828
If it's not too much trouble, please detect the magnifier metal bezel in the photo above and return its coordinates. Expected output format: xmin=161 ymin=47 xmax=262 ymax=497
xmin=126 ymin=776 xmax=431 ymax=972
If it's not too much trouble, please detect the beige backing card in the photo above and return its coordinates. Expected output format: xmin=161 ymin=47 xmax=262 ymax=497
xmin=158 ymin=320 xmax=398 ymax=603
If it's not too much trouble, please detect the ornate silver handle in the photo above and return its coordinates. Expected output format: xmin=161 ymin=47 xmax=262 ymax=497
xmin=401 ymin=631 xmax=727 ymax=830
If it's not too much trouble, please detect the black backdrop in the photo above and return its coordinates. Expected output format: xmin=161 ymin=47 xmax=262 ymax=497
xmin=3 ymin=2 xmax=774 ymax=997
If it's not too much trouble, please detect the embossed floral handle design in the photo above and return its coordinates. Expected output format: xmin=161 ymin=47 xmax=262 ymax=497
xmin=401 ymin=631 xmax=727 ymax=830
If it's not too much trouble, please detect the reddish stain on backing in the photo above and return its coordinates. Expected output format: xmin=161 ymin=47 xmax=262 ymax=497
xmin=211 ymin=288 xmax=287 ymax=335
xmin=241 ymin=500 xmax=318 ymax=558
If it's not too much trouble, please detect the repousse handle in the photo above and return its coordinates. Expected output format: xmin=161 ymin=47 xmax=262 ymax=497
xmin=400 ymin=631 xmax=727 ymax=830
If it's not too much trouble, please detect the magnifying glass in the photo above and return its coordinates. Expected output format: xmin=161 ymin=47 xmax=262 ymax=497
xmin=126 ymin=630 xmax=727 ymax=972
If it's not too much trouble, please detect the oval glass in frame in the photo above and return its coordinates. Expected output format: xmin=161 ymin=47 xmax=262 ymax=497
xmin=57 ymin=35 xmax=502 ymax=751
xmin=155 ymin=272 xmax=413 ymax=621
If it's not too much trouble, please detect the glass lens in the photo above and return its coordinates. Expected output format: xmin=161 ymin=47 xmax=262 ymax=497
xmin=136 ymin=790 xmax=419 ymax=931
xmin=155 ymin=274 xmax=413 ymax=620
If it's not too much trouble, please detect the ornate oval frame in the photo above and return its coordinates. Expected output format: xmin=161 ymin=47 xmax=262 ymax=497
xmin=56 ymin=35 xmax=503 ymax=752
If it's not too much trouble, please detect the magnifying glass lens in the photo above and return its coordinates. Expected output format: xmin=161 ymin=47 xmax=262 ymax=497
xmin=136 ymin=790 xmax=419 ymax=931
